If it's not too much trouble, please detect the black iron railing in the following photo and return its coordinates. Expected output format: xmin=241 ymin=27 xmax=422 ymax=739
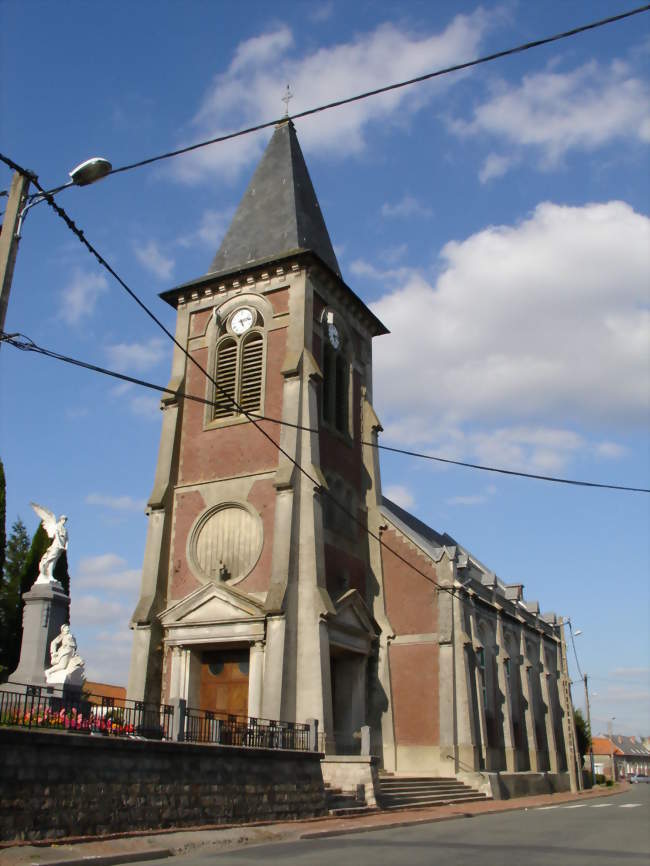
xmin=0 ymin=685 xmax=174 ymax=740
xmin=184 ymin=707 xmax=311 ymax=750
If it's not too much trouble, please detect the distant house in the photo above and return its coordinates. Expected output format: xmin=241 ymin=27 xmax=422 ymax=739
xmin=83 ymin=681 xmax=127 ymax=705
xmin=589 ymin=734 xmax=650 ymax=780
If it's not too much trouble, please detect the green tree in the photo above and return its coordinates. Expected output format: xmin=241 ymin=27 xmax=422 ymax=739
xmin=0 ymin=518 xmax=30 ymax=678
xmin=0 ymin=459 xmax=6 ymax=584
xmin=574 ymin=707 xmax=591 ymax=759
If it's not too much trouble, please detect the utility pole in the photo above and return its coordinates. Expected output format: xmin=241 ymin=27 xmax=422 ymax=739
xmin=558 ymin=621 xmax=582 ymax=791
xmin=583 ymin=674 xmax=595 ymax=781
xmin=0 ymin=171 xmax=31 ymax=339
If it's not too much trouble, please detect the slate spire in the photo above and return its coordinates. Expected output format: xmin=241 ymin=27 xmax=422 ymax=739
xmin=209 ymin=120 xmax=341 ymax=278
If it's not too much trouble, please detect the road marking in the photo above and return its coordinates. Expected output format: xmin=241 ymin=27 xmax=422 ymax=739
xmin=565 ymin=805 xmax=586 ymax=809
xmin=590 ymin=804 xmax=612 ymax=808
xmin=536 ymin=806 xmax=559 ymax=810
xmin=620 ymin=803 xmax=641 ymax=808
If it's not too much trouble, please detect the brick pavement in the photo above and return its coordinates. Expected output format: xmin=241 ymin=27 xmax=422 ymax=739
xmin=0 ymin=782 xmax=628 ymax=866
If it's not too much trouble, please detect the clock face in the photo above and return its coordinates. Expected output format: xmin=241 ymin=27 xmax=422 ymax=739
xmin=231 ymin=308 xmax=254 ymax=335
xmin=328 ymin=322 xmax=341 ymax=350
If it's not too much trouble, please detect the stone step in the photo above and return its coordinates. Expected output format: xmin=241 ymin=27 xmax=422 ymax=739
xmin=379 ymin=779 xmax=471 ymax=788
xmin=381 ymin=793 xmax=490 ymax=810
xmin=381 ymin=786 xmax=474 ymax=797
xmin=329 ymin=805 xmax=379 ymax=817
xmin=381 ymin=790 xmax=487 ymax=803
xmin=379 ymin=776 xmax=457 ymax=782
xmin=377 ymin=774 xmax=489 ymax=810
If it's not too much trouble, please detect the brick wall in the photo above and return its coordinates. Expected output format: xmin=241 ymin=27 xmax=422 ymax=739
xmin=0 ymin=728 xmax=326 ymax=842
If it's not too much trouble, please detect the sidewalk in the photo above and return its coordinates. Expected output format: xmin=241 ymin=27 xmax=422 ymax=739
xmin=0 ymin=783 xmax=627 ymax=866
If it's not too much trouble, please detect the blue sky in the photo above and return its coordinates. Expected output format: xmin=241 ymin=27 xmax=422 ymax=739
xmin=1 ymin=1 xmax=648 ymax=734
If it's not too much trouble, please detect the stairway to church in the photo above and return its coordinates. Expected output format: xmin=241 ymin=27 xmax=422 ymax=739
xmin=377 ymin=774 xmax=490 ymax=810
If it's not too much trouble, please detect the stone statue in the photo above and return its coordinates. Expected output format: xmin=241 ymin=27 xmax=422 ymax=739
xmin=30 ymin=503 xmax=68 ymax=586
xmin=45 ymin=624 xmax=85 ymax=686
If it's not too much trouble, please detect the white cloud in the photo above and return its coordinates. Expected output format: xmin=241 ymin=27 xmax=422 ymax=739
xmin=177 ymin=208 xmax=235 ymax=249
xmin=383 ymin=484 xmax=416 ymax=510
xmin=478 ymin=152 xmax=515 ymax=184
xmin=129 ymin=394 xmax=162 ymax=418
xmin=105 ymin=337 xmax=167 ymax=373
xmin=59 ymin=268 xmax=108 ymax=324
xmin=173 ymin=13 xmax=489 ymax=182
xmin=81 ymin=628 xmax=133 ymax=686
xmin=75 ymin=553 xmax=141 ymax=591
xmin=453 ymin=60 xmax=650 ymax=177
xmin=381 ymin=196 xmax=433 ymax=219
xmin=371 ymin=201 xmax=650 ymax=469
xmin=310 ymin=2 xmax=334 ymax=23
xmin=86 ymin=494 xmax=146 ymax=512
xmin=72 ymin=594 xmax=129 ymax=623
xmin=134 ymin=240 xmax=174 ymax=280
xmin=447 ymin=485 xmax=496 ymax=507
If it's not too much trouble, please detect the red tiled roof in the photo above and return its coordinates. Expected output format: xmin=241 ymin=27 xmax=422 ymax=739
xmin=590 ymin=736 xmax=623 ymax=755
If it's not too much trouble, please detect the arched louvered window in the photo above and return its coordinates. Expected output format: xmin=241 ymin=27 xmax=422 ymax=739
xmin=239 ymin=331 xmax=264 ymax=414
xmin=212 ymin=317 xmax=265 ymax=421
xmin=213 ymin=338 xmax=238 ymax=418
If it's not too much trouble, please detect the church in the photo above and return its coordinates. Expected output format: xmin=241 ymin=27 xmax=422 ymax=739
xmin=128 ymin=119 xmax=575 ymax=789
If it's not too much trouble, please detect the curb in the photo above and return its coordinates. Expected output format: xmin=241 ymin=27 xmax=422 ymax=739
xmin=301 ymin=784 xmax=628 ymax=840
xmin=21 ymin=853 xmax=172 ymax=866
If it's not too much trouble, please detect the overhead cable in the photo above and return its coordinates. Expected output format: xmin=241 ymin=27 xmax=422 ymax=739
xmin=103 ymin=5 xmax=650 ymax=179
xmin=0 ymin=161 xmax=461 ymax=601
xmin=3 ymin=331 xmax=648 ymax=495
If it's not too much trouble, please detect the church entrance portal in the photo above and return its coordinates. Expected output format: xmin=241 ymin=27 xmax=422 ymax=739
xmin=330 ymin=647 xmax=367 ymax=754
xmin=199 ymin=648 xmax=249 ymax=716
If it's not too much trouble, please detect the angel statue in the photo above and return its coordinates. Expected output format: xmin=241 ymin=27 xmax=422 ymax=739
xmin=30 ymin=502 xmax=68 ymax=586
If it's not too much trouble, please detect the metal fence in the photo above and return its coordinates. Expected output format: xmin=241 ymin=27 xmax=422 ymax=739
xmin=184 ymin=707 xmax=311 ymax=751
xmin=0 ymin=684 xmax=314 ymax=751
xmin=0 ymin=684 xmax=174 ymax=740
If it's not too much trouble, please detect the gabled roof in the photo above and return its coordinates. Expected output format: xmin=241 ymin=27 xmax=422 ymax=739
xmin=591 ymin=736 xmax=624 ymax=755
xmin=208 ymin=119 xmax=340 ymax=278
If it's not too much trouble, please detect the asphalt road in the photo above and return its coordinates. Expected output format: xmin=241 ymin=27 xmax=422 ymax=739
xmin=145 ymin=785 xmax=650 ymax=866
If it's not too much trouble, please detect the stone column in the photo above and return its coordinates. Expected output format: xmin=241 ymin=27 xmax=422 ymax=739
xmin=496 ymin=614 xmax=516 ymax=772
xmin=468 ymin=608 xmax=488 ymax=770
xmin=437 ymin=557 xmax=455 ymax=775
xmin=520 ymin=648 xmax=539 ymax=772
xmin=456 ymin=599 xmax=479 ymax=771
xmin=540 ymin=661 xmax=559 ymax=773
xmin=248 ymin=640 xmax=265 ymax=718
xmin=6 ymin=582 xmax=70 ymax=692
xmin=168 ymin=646 xmax=191 ymax=702
xmin=262 ymin=614 xmax=285 ymax=720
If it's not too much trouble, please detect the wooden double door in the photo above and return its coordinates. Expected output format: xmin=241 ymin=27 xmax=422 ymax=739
xmin=199 ymin=648 xmax=250 ymax=717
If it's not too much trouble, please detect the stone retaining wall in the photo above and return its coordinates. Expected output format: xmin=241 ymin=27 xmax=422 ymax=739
xmin=321 ymin=755 xmax=379 ymax=807
xmin=0 ymin=728 xmax=326 ymax=841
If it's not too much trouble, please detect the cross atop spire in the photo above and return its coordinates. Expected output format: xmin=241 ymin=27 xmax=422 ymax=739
xmin=282 ymin=84 xmax=293 ymax=117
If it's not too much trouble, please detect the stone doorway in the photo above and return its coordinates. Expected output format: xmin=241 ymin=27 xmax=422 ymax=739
xmin=330 ymin=648 xmax=367 ymax=754
xmin=199 ymin=648 xmax=249 ymax=716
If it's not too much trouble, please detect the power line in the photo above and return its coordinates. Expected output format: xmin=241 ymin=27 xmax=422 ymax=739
xmin=0 ymin=165 xmax=462 ymax=602
xmin=3 ymin=330 xmax=648 ymax=495
xmin=104 ymin=5 xmax=650 ymax=179
xmin=568 ymin=620 xmax=584 ymax=681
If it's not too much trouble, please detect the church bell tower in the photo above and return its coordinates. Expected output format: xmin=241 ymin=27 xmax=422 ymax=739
xmin=128 ymin=120 xmax=389 ymax=749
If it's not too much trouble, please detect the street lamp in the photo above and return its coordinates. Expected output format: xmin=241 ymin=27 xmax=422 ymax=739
xmin=0 ymin=156 xmax=112 ymax=336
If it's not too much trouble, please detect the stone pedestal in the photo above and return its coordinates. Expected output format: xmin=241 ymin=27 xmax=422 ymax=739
xmin=3 ymin=582 xmax=70 ymax=693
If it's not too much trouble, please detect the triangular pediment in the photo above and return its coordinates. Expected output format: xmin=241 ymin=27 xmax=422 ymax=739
xmin=330 ymin=589 xmax=378 ymax=636
xmin=160 ymin=583 xmax=266 ymax=628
